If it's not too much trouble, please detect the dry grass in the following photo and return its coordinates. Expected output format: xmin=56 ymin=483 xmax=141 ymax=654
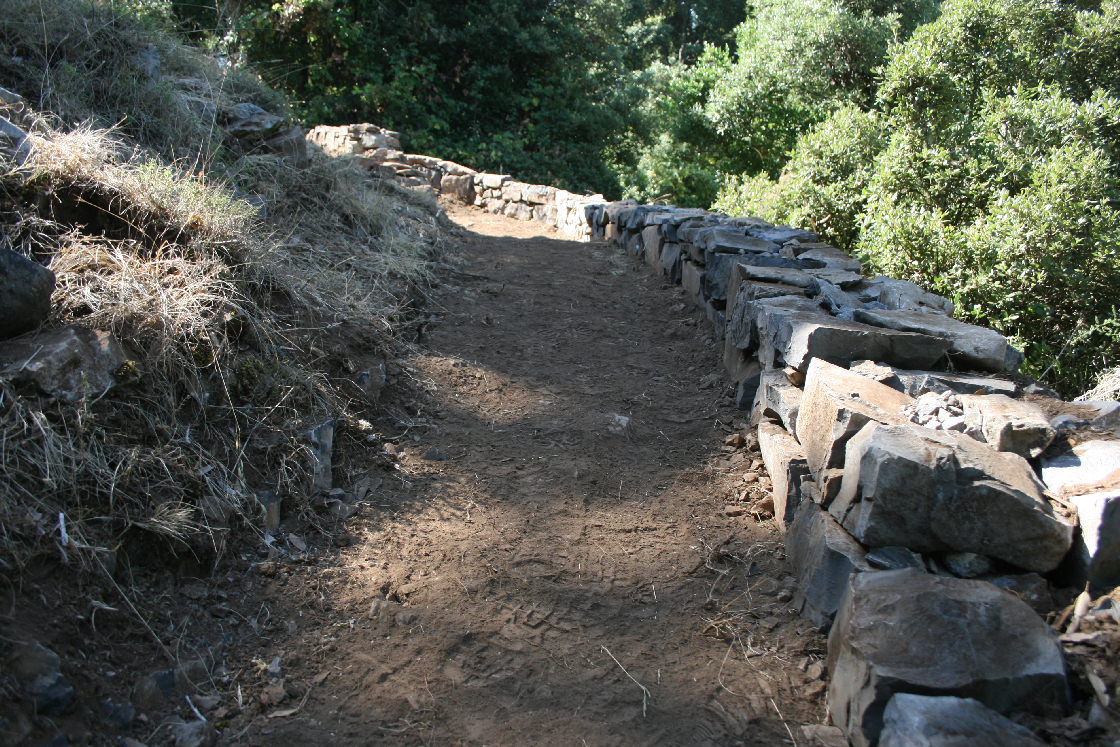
xmin=1 ymin=0 xmax=285 ymax=161
xmin=1079 ymin=367 xmax=1120 ymax=402
xmin=0 ymin=7 xmax=445 ymax=574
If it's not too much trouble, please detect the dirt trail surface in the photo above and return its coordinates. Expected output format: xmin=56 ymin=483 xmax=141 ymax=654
xmin=218 ymin=204 xmax=829 ymax=746
xmin=5 ymin=204 xmax=830 ymax=747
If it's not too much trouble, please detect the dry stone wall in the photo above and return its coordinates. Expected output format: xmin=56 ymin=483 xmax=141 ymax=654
xmin=586 ymin=200 xmax=1120 ymax=746
xmin=305 ymin=124 xmax=603 ymax=241
xmin=302 ymin=132 xmax=1120 ymax=701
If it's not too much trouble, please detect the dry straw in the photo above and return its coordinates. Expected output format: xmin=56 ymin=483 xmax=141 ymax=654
xmin=0 ymin=0 xmax=444 ymax=574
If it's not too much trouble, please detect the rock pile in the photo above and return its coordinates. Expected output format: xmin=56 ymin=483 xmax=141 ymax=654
xmin=587 ymin=201 xmax=1120 ymax=745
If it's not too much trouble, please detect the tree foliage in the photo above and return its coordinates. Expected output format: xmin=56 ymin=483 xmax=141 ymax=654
xmin=719 ymin=0 xmax=1120 ymax=393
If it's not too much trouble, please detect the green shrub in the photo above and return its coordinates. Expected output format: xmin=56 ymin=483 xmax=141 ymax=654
xmin=715 ymin=106 xmax=885 ymax=248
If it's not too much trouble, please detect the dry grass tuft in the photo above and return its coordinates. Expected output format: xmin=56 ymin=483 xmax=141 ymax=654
xmin=1079 ymin=367 xmax=1120 ymax=402
xmin=0 ymin=125 xmax=441 ymax=573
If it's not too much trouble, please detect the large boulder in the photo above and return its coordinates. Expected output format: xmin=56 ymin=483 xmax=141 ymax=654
xmin=0 ymin=326 xmax=127 ymax=401
xmin=878 ymin=694 xmax=1047 ymax=747
xmin=786 ymin=501 xmax=873 ymax=631
xmin=827 ymin=569 xmax=1070 ymax=747
xmin=0 ymin=248 xmax=54 ymax=339
xmin=795 ymin=358 xmax=914 ymax=481
xmin=829 ymin=422 xmax=1073 ymax=572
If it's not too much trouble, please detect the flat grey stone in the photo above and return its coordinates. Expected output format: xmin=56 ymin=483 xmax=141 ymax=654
xmin=848 ymin=360 xmax=1018 ymax=398
xmin=694 ymin=227 xmax=779 ymax=254
xmin=879 ymin=694 xmax=1047 ymax=747
xmin=755 ymin=300 xmax=952 ymax=372
xmin=748 ymin=226 xmax=818 ymax=244
xmin=806 ymin=267 xmax=864 ymax=289
xmin=1041 ymin=440 xmax=1120 ymax=494
xmin=853 ymin=308 xmax=1010 ymax=373
xmin=859 ymin=277 xmax=955 ymax=315
xmin=740 ymin=264 xmax=815 ymax=287
xmin=865 ymin=546 xmax=926 ymax=571
xmin=786 ymin=501 xmax=872 ymax=631
xmin=797 ymin=245 xmax=862 ymax=273
xmin=827 ymin=569 xmax=1069 ymax=747
xmin=738 ymin=253 xmax=826 ymax=270
xmin=795 ymin=358 xmax=916 ymax=480
xmin=758 ymin=421 xmax=811 ymax=527
xmin=958 ymin=394 xmax=1055 ymax=459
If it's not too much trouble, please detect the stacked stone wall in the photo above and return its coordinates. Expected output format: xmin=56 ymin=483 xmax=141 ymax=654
xmin=588 ymin=200 xmax=1120 ymax=746
xmin=304 ymin=124 xmax=603 ymax=241
xmin=299 ymin=124 xmax=1120 ymax=743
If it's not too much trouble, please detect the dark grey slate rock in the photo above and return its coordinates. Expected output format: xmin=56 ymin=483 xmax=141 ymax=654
xmin=29 ymin=671 xmax=73 ymax=716
xmin=0 ymin=248 xmax=54 ymax=339
xmin=660 ymin=243 xmax=683 ymax=284
xmin=703 ymin=252 xmax=741 ymax=301
xmin=797 ymin=245 xmax=862 ymax=273
xmin=786 ymin=501 xmax=872 ymax=631
xmin=753 ymin=298 xmax=952 ymax=372
xmin=809 ymin=277 xmax=864 ymax=315
xmin=853 ymin=308 xmax=1011 ymax=373
xmin=859 ymin=277 xmax=955 ymax=315
xmin=847 ymin=360 xmax=1018 ymax=399
xmin=740 ymin=253 xmax=826 ymax=270
xmin=827 ymin=569 xmax=1070 ymax=747
xmin=695 ymin=227 xmax=778 ymax=254
xmin=865 ymin=546 xmax=926 ymax=571
xmin=748 ymin=226 xmax=818 ymax=244
xmin=830 ymin=422 xmax=1073 ymax=572
xmin=878 ymin=694 xmax=1047 ymax=747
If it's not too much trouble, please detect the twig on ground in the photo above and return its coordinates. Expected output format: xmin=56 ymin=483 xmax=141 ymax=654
xmin=770 ymin=697 xmax=798 ymax=747
xmin=601 ymin=645 xmax=651 ymax=718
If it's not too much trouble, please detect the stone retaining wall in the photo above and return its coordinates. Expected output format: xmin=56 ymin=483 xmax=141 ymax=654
xmin=305 ymin=124 xmax=603 ymax=241
xmin=314 ymin=124 xmax=1120 ymax=743
xmin=588 ymin=200 xmax=1120 ymax=746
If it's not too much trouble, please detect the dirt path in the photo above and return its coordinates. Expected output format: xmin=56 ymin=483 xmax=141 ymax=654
xmin=219 ymin=204 xmax=828 ymax=745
